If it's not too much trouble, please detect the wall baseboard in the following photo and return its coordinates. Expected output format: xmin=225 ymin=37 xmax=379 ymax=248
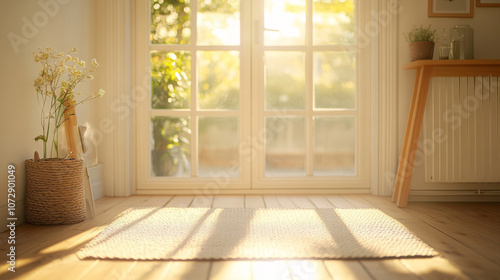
xmin=409 ymin=190 xmax=500 ymax=202
xmin=135 ymin=189 xmax=372 ymax=196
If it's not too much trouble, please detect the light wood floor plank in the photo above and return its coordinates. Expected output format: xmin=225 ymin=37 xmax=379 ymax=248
xmin=0 ymin=197 xmax=143 ymax=259
xmin=361 ymin=195 xmax=500 ymax=280
xmin=245 ymin=195 xmax=266 ymax=208
xmin=126 ymin=261 xmax=172 ymax=280
xmin=75 ymin=196 xmax=154 ymax=232
xmin=361 ymin=260 xmax=419 ymax=280
xmin=449 ymin=202 xmax=500 ymax=225
xmin=287 ymin=260 xmax=332 ymax=280
xmin=0 ymin=197 xmax=125 ymax=247
xmin=84 ymin=196 xmax=129 ymax=216
xmin=142 ymin=195 xmax=173 ymax=207
xmin=252 ymin=260 xmax=291 ymax=280
xmin=163 ymin=261 xmax=211 ymax=280
xmin=209 ymin=261 xmax=252 ymax=280
xmin=308 ymin=195 xmax=335 ymax=208
xmin=399 ymin=257 xmax=470 ymax=280
xmin=323 ymin=260 xmax=374 ymax=280
xmin=212 ymin=195 xmax=245 ymax=208
xmin=262 ymin=195 xmax=280 ymax=208
xmin=11 ymin=197 xmax=151 ymax=276
xmin=81 ymin=260 xmax=138 ymax=280
xmin=324 ymin=195 xmax=352 ymax=208
xmin=191 ymin=196 xmax=214 ymax=208
xmin=342 ymin=195 xmax=373 ymax=209
xmin=289 ymin=195 xmax=316 ymax=208
xmin=471 ymin=203 xmax=500 ymax=218
xmin=167 ymin=196 xmax=195 ymax=207
xmin=22 ymin=260 xmax=98 ymax=280
xmin=407 ymin=202 xmax=500 ymax=265
xmin=275 ymin=195 xmax=297 ymax=209
xmin=0 ymin=197 xmax=148 ymax=279
xmin=430 ymin=202 xmax=500 ymax=241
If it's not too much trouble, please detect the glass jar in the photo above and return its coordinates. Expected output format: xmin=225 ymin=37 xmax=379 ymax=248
xmin=450 ymin=25 xmax=474 ymax=60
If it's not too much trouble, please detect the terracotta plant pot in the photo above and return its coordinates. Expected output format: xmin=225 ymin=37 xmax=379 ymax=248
xmin=409 ymin=42 xmax=435 ymax=61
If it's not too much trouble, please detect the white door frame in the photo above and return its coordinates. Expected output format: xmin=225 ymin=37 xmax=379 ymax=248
xmin=124 ymin=0 xmax=397 ymax=195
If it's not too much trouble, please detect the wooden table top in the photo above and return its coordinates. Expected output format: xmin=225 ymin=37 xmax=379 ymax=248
xmin=404 ymin=59 xmax=500 ymax=70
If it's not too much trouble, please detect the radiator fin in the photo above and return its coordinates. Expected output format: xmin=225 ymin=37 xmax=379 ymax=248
xmin=424 ymin=76 xmax=499 ymax=183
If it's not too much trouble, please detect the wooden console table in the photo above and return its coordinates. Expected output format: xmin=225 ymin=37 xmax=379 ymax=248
xmin=393 ymin=59 xmax=500 ymax=207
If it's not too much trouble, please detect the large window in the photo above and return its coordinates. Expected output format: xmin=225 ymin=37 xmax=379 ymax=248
xmin=135 ymin=0 xmax=371 ymax=192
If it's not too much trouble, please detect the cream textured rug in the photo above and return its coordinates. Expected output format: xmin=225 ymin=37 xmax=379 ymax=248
xmin=77 ymin=208 xmax=437 ymax=260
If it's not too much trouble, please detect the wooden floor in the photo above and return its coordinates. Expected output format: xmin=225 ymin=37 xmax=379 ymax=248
xmin=1 ymin=195 xmax=500 ymax=280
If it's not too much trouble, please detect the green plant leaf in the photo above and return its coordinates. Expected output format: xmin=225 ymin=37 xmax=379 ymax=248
xmin=54 ymin=141 xmax=58 ymax=156
xmin=34 ymin=135 xmax=47 ymax=142
xmin=405 ymin=25 xmax=438 ymax=43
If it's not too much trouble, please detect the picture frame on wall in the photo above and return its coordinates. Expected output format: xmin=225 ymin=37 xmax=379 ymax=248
xmin=428 ymin=0 xmax=474 ymax=17
xmin=477 ymin=0 xmax=500 ymax=7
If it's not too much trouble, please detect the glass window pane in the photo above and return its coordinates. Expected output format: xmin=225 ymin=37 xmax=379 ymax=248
xmin=314 ymin=52 xmax=355 ymax=109
xmin=265 ymin=52 xmax=306 ymax=110
xmin=313 ymin=0 xmax=355 ymax=45
xmin=151 ymin=0 xmax=191 ymax=45
xmin=264 ymin=0 xmax=306 ymax=46
xmin=198 ymin=117 xmax=240 ymax=177
xmin=198 ymin=51 xmax=240 ymax=110
xmin=151 ymin=116 xmax=191 ymax=177
xmin=266 ymin=117 xmax=306 ymax=177
xmin=314 ymin=116 xmax=355 ymax=176
xmin=198 ymin=0 xmax=240 ymax=45
xmin=151 ymin=51 xmax=191 ymax=110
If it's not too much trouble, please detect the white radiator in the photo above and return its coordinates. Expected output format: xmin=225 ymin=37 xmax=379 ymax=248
xmin=423 ymin=76 xmax=500 ymax=183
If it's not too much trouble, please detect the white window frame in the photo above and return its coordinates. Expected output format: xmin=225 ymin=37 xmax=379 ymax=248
xmin=131 ymin=0 xmax=378 ymax=195
xmin=134 ymin=0 xmax=252 ymax=193
xmin=250 ymin=0 xmax=372 ymax=191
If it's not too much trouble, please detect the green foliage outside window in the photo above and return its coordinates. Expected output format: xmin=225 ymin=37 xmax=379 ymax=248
xmin=149 ymin=0 xmax=356 ymax=176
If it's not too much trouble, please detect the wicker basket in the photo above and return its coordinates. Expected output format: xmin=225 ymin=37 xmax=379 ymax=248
xmin=25 ymin=151 xmax=86 ymax=225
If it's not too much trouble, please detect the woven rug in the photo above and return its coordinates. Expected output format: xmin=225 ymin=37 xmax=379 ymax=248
xmin=77 ymin=208 xmax=437 ymax=260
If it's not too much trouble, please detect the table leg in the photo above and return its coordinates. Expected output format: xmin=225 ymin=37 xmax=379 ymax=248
xmin=393 ymin=66 xmax=432 ymax=207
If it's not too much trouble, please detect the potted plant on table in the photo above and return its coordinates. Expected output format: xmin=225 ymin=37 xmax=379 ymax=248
xmin=25 ymin=47 xmax=104 ymax=225
xmin=405 ymin=25 xmax=438 ymax=61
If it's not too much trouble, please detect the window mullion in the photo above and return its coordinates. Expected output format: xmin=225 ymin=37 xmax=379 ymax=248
xmin=306 ymin=0 xmax=313 ymax=46
xmin=190 ymin=47 xmax=198 ymax=177
xmin=191 ymin=0 xmax=198 ymax=46
xmin=190 ymin=0 xmax=198 ymax=177
xmin=149 ymin=45 xmax=242 ymax=51
xmin=306 ymin=0 xmax=314 ymax=176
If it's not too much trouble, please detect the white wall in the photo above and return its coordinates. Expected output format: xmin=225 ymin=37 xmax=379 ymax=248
xmin=0 ymin=0 xmax=106 ymax=228
xmin=397 ymin=1 xmax=500 ymax=198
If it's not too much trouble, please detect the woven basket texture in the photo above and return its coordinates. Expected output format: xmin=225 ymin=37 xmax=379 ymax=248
xmin=25 ymin=152 xmax=86 ymax=225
